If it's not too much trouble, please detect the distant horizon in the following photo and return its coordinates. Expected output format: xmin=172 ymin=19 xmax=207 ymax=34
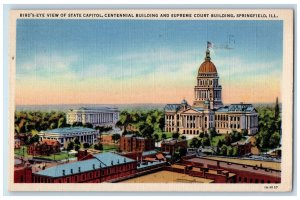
xmin=15 ymin=101 xmax=281 ymax=112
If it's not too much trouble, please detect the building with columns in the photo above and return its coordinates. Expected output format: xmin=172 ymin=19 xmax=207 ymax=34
xmin=66 ymin=107 xmax=120 ymax=128
xmin=38 ymin=127 xmax=99 ymax=149
xmin=164 ymin=48 xmax=258 ymax=135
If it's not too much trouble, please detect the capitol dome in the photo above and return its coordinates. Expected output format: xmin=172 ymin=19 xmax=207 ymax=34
xmin=198 ymin=49 xmax=217 ymax=73
xmin=198 ymin=60 xmax=217 ymax=73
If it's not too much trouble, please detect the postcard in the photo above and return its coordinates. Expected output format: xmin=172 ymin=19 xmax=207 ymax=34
xmin=8 ymin=9 xmax=293 ymax=192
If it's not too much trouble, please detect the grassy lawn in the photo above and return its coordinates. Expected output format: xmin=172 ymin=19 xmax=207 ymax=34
xmin=38 ymin=152 xmax=75 ymax=161
xmin=102 ymin=144 xmax=119 ymax=152
xmin=155 ymin=132 xmax=173 ymax=141
xmin=14 ymin=145 xmax=75 ymax=161
xmin=14 ymin=146 xmax=29 ymax=158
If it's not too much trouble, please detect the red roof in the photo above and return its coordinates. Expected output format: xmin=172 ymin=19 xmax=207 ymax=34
xmin=42 ymin=139 xmax=60 ymax=145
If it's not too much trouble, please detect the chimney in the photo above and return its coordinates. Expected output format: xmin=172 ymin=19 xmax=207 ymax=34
xmin=78 ymin=167 xmax=81 ymax=172
xmin=117 ymin=159 xmax=120 ymax=164
xmin=93 ymin=164 xmax=95 ymax=169
xmin=111 ymin=160 xmax=114 ymax=165
xmin=99 ymin=163 xmax=102 ymax=168
xmin=124 ymin=158 xmax=126 ymax=163
xmin=70 ymin=169 xmax=73 ymax=174
xmin=62 ymin=170 xmax=65 ymax=176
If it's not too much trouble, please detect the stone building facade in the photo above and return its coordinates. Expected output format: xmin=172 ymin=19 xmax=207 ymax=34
xmin=66 ymin=107 xmax=120 ymax=128
xmin=165 ymin=49 xmax=258 ymax=135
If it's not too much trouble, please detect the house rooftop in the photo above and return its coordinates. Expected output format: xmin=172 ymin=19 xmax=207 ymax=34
xmin=39 ymin=127 xmax=97 ymax=135
xmin=216 ymin=104 xmax=256 ymax=113
xmin=69 ymin=107 xmax=119 ymax=113
xmin=34 ymin=152 xmax=135 ymax=178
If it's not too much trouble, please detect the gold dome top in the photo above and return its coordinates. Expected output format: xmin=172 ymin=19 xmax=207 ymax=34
xmin=198 ymin=60 xmax=217 ymax=73
xmin=198 ymin=49 xmax=217 ymax=73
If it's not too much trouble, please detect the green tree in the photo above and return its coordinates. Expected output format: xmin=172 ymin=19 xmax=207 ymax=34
xmin=217 ymin=139 xmax=224 ymax=148
xmin=58 ymin=117 xmax=66 ymax=128
xmin=199 ymin=132 xmax=204 ymax=138
xmin=178 ymin=147 xmax=187 ymax=157
xmin=74 ymin=144 xmax=80 ymax=152
xmin=180 ymin=135 xmax=186 ymax=140
xmin=172 ymin=132 xmax=180 ymax=139
xmin=208 ymin=127 xmax=217 ymax=137
xmin=224 ymin=134 xmax=232 ymax=145
xmin=232 ymin=146 xmax=238 ymax=157
xmin=138 ymin=122 xmax=154 ymax=138
xmin=94 ymin=143 xmax=103 ymax=151
xmin=67 ymin=141 xmax=74 ymax=151
xmin=190 ymin=137 xmax=200 ymax=148
xmin=269 ymin=132 xmax=281 ymax=148
xmin=83 ymin=143 xmax=90 ymax=149
xmin=220 ymin=144 xmax=228 ymax=156
xmin=72 ymin=122 xmax=83 ymax=127
xmin=231 ymin=130 xmax=242 ymax=143
xmin=74 ymin=138 xmax=81 ymax=145
xmin=161 ymin=133 xmax=167 ymax=140
xmin=274 ymin=97 xmax=280 ymax=122
xmin=201 ymin=137 xmax=210 ymax=146
xmin=241 ymin=129 xmax=248 ymax=136
xmin=28 ymin=134 xmax=39 ymax=144
xmin=226 ymin=146 xmax=233 ymax=156
xmin=112 ymin=134 xmax=121 ymax=143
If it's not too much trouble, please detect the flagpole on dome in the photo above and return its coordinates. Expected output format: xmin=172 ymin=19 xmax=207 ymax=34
xmin=206 ymin=41 xmax=211 ymax=61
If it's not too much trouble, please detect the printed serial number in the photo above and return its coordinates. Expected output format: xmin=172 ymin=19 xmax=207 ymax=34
xmin=264 ymin=185 xmax=279 ymax=189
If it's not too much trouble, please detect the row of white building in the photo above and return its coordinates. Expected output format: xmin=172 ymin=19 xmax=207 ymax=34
xmin=38 ymin=107 xmax=120 ymax=148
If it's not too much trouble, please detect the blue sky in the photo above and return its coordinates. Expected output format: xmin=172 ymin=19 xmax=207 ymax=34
xmin=16 ymin=19 xmax=283 ymax=105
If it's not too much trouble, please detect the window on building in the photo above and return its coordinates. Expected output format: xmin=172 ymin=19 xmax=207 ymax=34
xmin=244 ymin=177 xmax=247 ymax=182
xmin=261 ymin=180 xmax=264 ymax=183
xmin=239 ymin=177 xmax=242 ymax=182
xmin=255 ymin=179 xmax=259 ymax=183
xmin=250 ymin=178 xmax=253 ymax=183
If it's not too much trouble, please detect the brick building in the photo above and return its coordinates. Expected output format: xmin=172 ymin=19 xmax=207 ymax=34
xmin=33 ymin=152 xmax=137 ymax=183
xmin=14 ymin=158 xmax=32 ymax=183
xmin=165 ymin=164 xmax=236 ymax=183
xmin=119 ymin=134 xmax=155 ymax=152
xmin=182 ymin=156 xmax=281 ymax=183
xmin=161 ymin=138 xmax=188 ymax=155
xmin=27 ymin=140 xmax=61 ymax=156
xmin=231 ymin=141 xmax=252 ymax=156
xmin=99 ymin=134 xmax=114 ymax=144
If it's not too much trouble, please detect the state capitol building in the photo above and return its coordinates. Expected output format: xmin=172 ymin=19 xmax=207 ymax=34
xmin=164 ymin=48 xmax=258 ymax=135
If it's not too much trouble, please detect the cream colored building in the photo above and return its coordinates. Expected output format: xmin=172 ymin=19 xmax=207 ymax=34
xmin=66 ymin=107 xmax=120 ymax=128
xmin=164 ymin=49 xmax=258 ymax=135
xmin=38 ymin=127 xmax=99 ymax=148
